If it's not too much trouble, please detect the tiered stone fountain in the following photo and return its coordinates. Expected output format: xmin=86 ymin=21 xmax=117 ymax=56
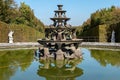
xmin=37 ymin=5 xmax=83 ymax=60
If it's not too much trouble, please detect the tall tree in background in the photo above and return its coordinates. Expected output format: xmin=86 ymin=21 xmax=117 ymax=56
xmin=0 ymin=1 xmax=44 ymax=32
xmin=19 ymin=2 xmax=34 ymax=26
xmin=90 ymin=6 xmax=118 ymax=27
xmin=18 ymin=2 xmax=44 ymax=32
xmin=80 ymin=6 xmax=120 ymax=31
xmin=0 ymin=0 xmax=17 ymax=23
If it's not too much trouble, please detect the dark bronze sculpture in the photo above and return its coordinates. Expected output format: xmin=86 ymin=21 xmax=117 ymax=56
xmin=37 ymin=5 xmax=83 ymax=60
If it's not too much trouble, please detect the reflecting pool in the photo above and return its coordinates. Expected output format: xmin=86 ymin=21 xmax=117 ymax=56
xmin=0 ymin=49 xmax=120 ymax=80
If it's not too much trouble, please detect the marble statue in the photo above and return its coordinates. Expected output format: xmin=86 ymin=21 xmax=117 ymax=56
xmin=8 ymin=30 xmax=14 ymax=43
xmin=111 ymin=30 xmax=115 ymax=43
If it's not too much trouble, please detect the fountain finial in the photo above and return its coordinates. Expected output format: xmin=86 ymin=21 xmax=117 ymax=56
xmin=57 ymin=5 xmax=63 ymax=10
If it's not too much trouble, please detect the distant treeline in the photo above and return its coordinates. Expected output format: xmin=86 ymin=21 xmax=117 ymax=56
xmin=0 ymin=0 xmax=44 ymax=32
xmin=77 ymin=6 xmax=120 ymax=42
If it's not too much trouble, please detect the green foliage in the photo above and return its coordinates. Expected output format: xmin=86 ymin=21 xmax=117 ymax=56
xmin=77 ymin=6 xmax=120 ymax=42
xmin=98 ymin=25 xmax=109 ymax=42
xmin=0 ymin=49 xmax=34 ymax=80
xmin=0 ymin=0 xmax=44 ymax=33
xmin=89 ymin=6 xmax=120 ymax=27
xmin=0 ymin=0 xmax=17 ymax=23
xmin=91 ymin=50 xmax=120 ymax=67
xmin=18 ymin=2 xmax=44 ymax=32
xmin=0 ymin=21 xmax=45 ymax=42
xmin=90 ymin=6 xmax=117 ymax=27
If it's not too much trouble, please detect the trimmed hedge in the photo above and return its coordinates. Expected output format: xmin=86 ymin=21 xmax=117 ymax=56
xmin=115 ymin=23 xmax=120 ymax=42
xmin=78 ymin=25 xmax=109 ymax=42
xmin=98 ymin=25 xmax=109 ymax=42
xmin=0 ymin=21 xmax=45 ymax=43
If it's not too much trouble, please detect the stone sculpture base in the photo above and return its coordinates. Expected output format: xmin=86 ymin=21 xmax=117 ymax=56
xmin=9 ymin=37 xmax=13 ymax=43
xmin=36 ymin=42 xmax=83 ymax=60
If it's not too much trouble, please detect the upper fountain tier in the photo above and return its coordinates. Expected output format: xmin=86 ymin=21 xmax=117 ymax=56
xmin=50 ymin=5 xmax=71 ymax=27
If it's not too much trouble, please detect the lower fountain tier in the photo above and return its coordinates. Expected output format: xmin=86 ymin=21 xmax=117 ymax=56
xmin=45 ymin=27 xmax=76 ymax=31
xmin=37 ymin=39 xmax=83 ymax=60
xmin=37 ymin=39 xmax=83 ymax=44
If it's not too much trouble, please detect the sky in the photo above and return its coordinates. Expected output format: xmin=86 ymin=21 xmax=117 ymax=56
xmin=15 ymin=0 xmax=120 ymax=26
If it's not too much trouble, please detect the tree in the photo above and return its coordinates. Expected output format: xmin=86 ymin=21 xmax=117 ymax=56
xmin=0 ymin=0 xmax=17 ymax=23
xmin=0 ymin=0 xmax=44 ymax=33
xmin=18 ymin=2 xmax=44 ymax=32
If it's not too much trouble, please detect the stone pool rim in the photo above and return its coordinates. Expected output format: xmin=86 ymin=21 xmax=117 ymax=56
xmin=0 ymin=42 xmax=120 ymax=51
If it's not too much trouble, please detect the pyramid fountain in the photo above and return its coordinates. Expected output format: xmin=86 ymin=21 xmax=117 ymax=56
xmin=37 ymin=5 xmax=83 ymax=60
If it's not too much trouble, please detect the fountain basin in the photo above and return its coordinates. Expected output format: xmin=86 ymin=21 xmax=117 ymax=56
xmin=37 ymin=39 xmax=83 ymax=44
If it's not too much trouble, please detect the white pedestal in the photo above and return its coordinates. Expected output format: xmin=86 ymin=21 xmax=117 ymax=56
xmin=9 ymin=37 xmax=13 ymax=43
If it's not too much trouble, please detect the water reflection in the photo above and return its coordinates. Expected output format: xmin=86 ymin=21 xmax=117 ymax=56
xmin=0 ymin=50 xmax=34 ymax=80
xmin=91 ymin=50 xmax=120 ymax=67
xmin=1 ymin=49 xmax=120 ymax=80
xmin=37 ymin=59 xmax=83 ymax=80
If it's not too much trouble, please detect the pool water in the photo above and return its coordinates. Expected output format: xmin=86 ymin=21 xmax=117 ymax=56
xmin=0 ymin=48 xmax=120 ymax=80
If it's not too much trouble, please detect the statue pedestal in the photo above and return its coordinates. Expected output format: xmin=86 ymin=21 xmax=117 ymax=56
xmin=8 ymin=31 xmax=14 ymax=43
xmin=9 ymin=37 xmax=13 ymax=43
